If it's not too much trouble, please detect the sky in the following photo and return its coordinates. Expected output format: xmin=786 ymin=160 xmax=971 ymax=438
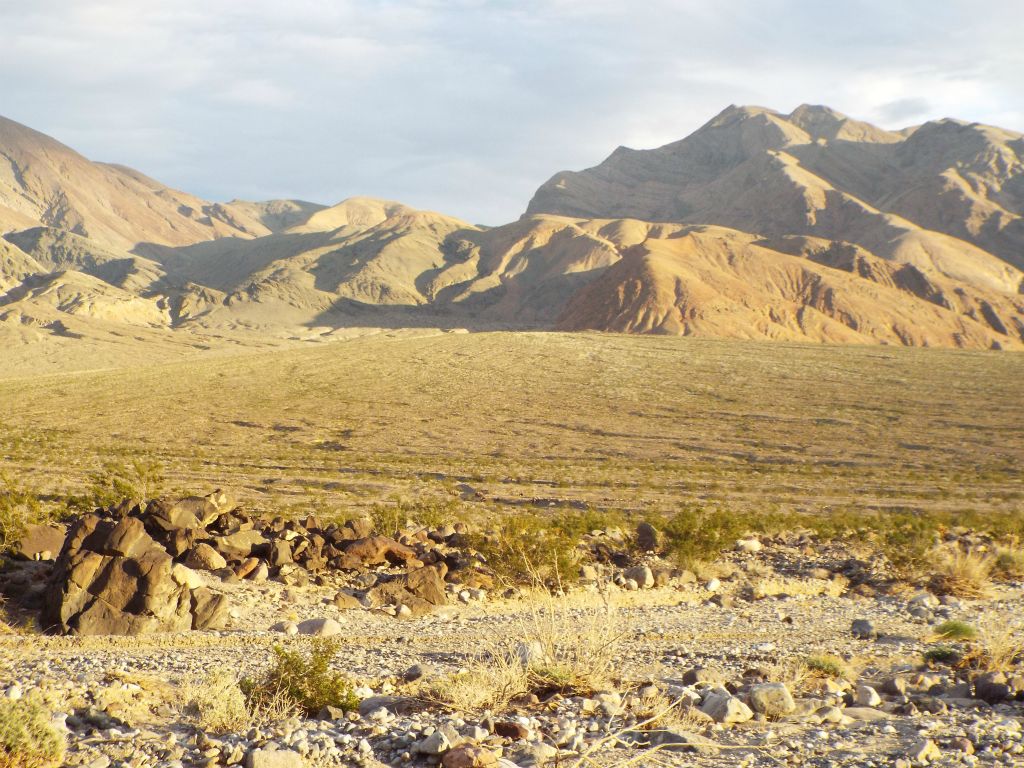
xmin=2 ymin=0 xmax=1022 ymax=224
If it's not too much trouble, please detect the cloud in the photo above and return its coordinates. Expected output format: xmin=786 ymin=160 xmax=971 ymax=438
xmin=1 ymin=0 xmax=1021 ymax=223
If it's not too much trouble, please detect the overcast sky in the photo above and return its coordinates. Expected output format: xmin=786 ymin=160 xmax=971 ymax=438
xmin=3 ymin=0 xmax=1022 ymax=223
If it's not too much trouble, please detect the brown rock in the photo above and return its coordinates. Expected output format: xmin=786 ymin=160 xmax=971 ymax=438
xmin=344 ymin=536 xmax=417 ymax=566
xmin=12 ymin=523 xmax=67 ymax=561
xmin=191 ymin=587 xmax=229 ymax=630
xmin=333 ymin=591 xmax=362 ymax=610
xmin=215 ymin=530 xmax=266 ymax=559
xmin=235 ymin=557 xmax=260 ymax=579
xmin=405 ymin=565 xmax=448 ymax=605
xmin=185 ymin=543 xmax=227 ymax=571
xmin=494 ymin=721 xmax=529 ymax=740
xmin=442 ymin=745 xmax=498 ymax=768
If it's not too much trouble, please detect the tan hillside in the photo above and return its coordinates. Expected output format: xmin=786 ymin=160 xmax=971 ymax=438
xmin=4 ymin=226 xmax=166 ymax=293
xmin=528 ymin=104 xmax=1024 ymax=281
xmin=0 ymin=114 xmax=305 ymax=250
xmin=556 ymin=225 xmax=1023 ymax=348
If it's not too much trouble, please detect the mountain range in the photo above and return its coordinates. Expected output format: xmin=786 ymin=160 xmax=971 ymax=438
xmin=1 ymin=104 xmax=1022 ymax=368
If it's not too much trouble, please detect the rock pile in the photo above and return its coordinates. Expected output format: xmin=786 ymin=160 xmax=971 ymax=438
xmin=34 ymin=490 xmax=493 ymax=635
xmin=42 ymin=514 xmax=229 ymax=635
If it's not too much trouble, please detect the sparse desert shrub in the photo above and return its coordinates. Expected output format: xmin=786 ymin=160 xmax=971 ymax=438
xmin=241 ymin=639 xmax=358 ymax=717
xmin=992 ymin=545 xmax=1024 ymax=580
xmin=369 ymin=496 xmax=458 ymax=537
xmin=933 ymin=620 xmax=978 ymax=642
xmin=182 ymin=670 xmax=252 ymax=733
xmin=471 ymin=513 xmax=584 ymax=586
xmin=804 ymin=654 xmax=849 ymax=680
xmin=424 ymin=646 xmax=529 ymax=713
xmin=964 ymin=619 xmax=1024 ymax=673
xmin=923 ymin=645 xmax=962 ymax=667
xmin=66 ymin=457 xmax=165 ymax=513
xmin=0 ymin=695 xmax=65 ymax=768
xmin=0 ymin=473 xmax=44 ymax=553
xmin=927 ymin=547 xmax=993 ymax=598
xmin=522 ymin=597 xmax=621 ymax=697
xmin=659 ymin=505 xmax=745 ymax=567
xmin=426 ymin=595 xmax=621 ymax=712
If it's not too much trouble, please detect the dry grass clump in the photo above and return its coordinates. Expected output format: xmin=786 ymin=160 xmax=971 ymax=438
xmin=926 ymin=546 xmax=994 ymax=598
xmin=0 ymin=695 xmax=65 ymax=768
xmin=426 ymin=646 xmax=529 ymax=713
xmin=964 ymin=618 xmax=1024 ymax=673
xmin=426 ymin=595 xmax=622 ymax=713
xmin=992 ymin=544 xmax=1024 ymax=580
xmin=181 ymin=670 xmax=254 ymax=733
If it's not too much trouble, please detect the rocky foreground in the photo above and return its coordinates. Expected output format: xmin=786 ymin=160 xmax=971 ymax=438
xmin=1 ymin=493 xmax=1022 ymax=768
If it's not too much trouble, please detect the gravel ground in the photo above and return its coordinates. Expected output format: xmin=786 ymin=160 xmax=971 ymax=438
xmin=2 ymin=551 xmax=1023 ymax=768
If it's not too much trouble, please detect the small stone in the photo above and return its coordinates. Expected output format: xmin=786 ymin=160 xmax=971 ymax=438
xmin=418 ymin=730 xmax=451 ymax=755
xmin=908 ymin=738 xmax=941 ymax=765
xmin=851 ymin=619 xmax=877 ymax=640
xmin=296 ymin=617 xmax=342 ymax=636
xmin=735 ymin=537 xmax=762 ymax=553
xmin=245 ymin=747 xmax=304 ymax=768
xmin=854 ymin=685 xmax=881 ymax=707
xmin=186 ymin=543 xmax=227 ymax=571
xmin=747 ymin=683 xmax=795 ymax=717
xmin=623 ymin=566 xmax=654 ymax=589
xmin=443 ymin=745 xmax=499 ymax=768
xmin=700 ymin=691 xmax=753 ymax=724
xmin=5 ymin=685 xmax=23 ymax=700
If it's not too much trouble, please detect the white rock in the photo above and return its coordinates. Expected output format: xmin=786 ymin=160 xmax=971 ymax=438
xmin=855 ymin=685 xmax=881 ymax=707
xmin=735 ymin=538 xmax=763 ymax=553
xmin=270 ymin=621 xmax=299 ymax=636
xmin=297 ymin=618 xmax=343 ymax=636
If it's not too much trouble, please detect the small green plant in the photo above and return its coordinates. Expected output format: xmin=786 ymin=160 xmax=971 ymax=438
xmin=922 ymin=645 xmax=962 ymax=666
xmin=0 ymin=473 xmax=44 ymax=554
xmin=241 ymin=639 xmax=358 ymax=717
xmin=659 ymin=505 xmax=745 ymax=567
xmin=66 ymin=457 xmax=165 ymax=513
xmin=369 ymin=496 xmax=458 ymax=537
xmin=471 ymin=512 xmax=584 ymax=586
xmin=0 ymin=695 xmax=65 ymax=768
xmin=933 ymin=620 xmax=978 ymax=642
xmin=804 ymin=654 xmax=849 ymax=680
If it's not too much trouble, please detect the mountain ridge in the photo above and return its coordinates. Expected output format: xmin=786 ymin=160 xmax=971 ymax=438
xmin=1 ymin=105 xmax=1022 ymax=365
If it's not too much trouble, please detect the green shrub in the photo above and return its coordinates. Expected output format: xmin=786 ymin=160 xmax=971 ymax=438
xmin=241 ymin=640 xmax=358 ymax=717
xmin=66 ymin=458 xmax=165 ymax=513
xmin=471 ymin=512 xmax=583 ymax=586
xmin=0 ymin=695 xmax=65 ymax=768
xmin=933 ymin=620 xmax=978 ymax=641
xmin=0 ymin=474 xmax=44 ymax=554
xmin=922 ymin=645 xmax=962 ymax=666
xmin=804 ymin=654 xmax=849 ymax=680
xmin=369 ymin=497 xmax=458 ymax=537
xmin=659 ymin=505 xmax=746 ymax=567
